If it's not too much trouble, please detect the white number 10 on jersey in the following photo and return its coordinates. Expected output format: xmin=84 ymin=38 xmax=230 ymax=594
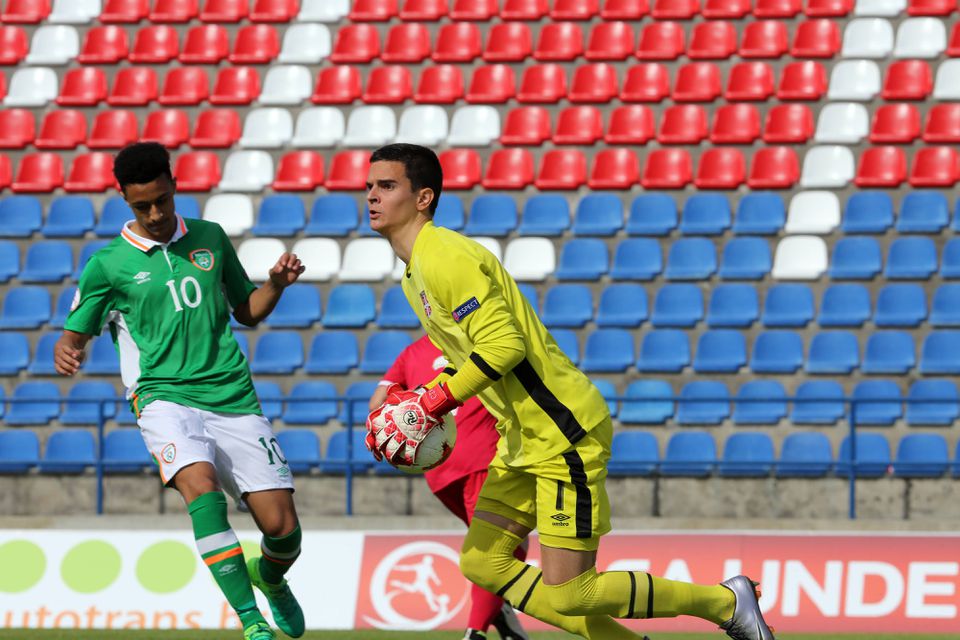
xmin=165 ymin=277 xmax=202 ymax=311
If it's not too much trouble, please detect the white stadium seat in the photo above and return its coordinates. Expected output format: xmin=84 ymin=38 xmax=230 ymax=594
xmin=239 ymin=108 xmax=294 ymax=148
xmin=291 ymin=238 xmax=341 ymax=281
xmin=49 ymin=0 xmax=102 ymax=24
xmin=801 ymin=146 xmax=855 ymax=188
xmin=471 ymin=237 xmax=503 ymax=263
xmin=504 ymin=238 xmax=556 ymax=282
xmin=343 ymin=106 xmax=397 ymax=147
xmin=26 ymin=26 xmax=79 ymax=65
xmin=258 ymin=66 xmax=312 ymax=105
xmin=772 ymin=236 xmax=828 ymax=280
xmin=828 ymin=60 xmax=881 ymax=101
xmin=785 ymin=192 xmax=841 ymax=234
xmin=292 ymin=107 xmax=344 ymax=148
xmin=447 ymin=106 xmax=501 ymax=147
xmin=814 ymin=103 xmax=869 ymax=143
xmin=4 ymin=68 xmax=58 ymax=107
xmin=894 ymin=18 xmax=946 ymax=58
xmin=278 ymin=24 xmax=331 ymax=64
xmin=933 ymin=60 xmax=960 ymax=100
xmin=396 ymin=106 xmax=449 ymax=146
xmin=219 ymin=151 xmax=274 ymax=192
xmin=841 ymin=18 xmax=894 ymax=58
xmin=854 ymin=0 xmax=905 ymax=16
xmin=203 ymin=194 xmax=254 ymax=237
xmin=238 ymin=238 xmax=287 ymax=282
xmin=298 ymin=0 xmax=350 ymax=22
xmin=339 ymin=238 xmax=394 ymax=281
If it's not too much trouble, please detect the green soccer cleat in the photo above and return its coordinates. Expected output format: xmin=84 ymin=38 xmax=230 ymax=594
xmin=243 ymin=620 xmax=275 ymax=640
xmin=247 ymin=556 xmax=306 ymax=638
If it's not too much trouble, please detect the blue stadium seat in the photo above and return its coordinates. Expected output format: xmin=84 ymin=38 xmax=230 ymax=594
xmin=829 ymin=237 xmax=881 ymax=280
xmin=322 ymin=284 xmax=375 ymax=328
xmin=433 ymin=194 xmax=465 ymax=231
xmin=322 ymin=429 xmax=373 ymax=474
xmin=0 ymin=333 xmax=28 ymax=375
xmin=777 ymin=432 xmax=833 ymax=478
xmin=897 ymin=192 xmax=949 ymax=233
xmin=542 ymin=284 xmax=593 ymax=328
xmin=677 ymin=381 xmax=729 ymax=425
xmin=15 ymin=378 xmax=62 ymax=422
xmin=175 ymin=195 xmax=200 ymax=220
xmin=555 ymin=239 xmax=608 ymax=281
xmin=305 ymin=194 xmax=359 ymax=236
xmin=234 ymin=332 xmax=249 ymax=359
xmin=20 ymin=241 xmax=72 ymax=283
xmin=95 ymin=197 xmax=133 ymax=237
xmin=661 ymin=431 xmax=716 ymax=477
xmin=0 ymin=241 xmax=18 ymax=282
xmin=551 ymin=329 xmax=581 ymax=365
xmin=610 ymin=238 xmax=662 ymax=280
xmin=806 ymin=331 xmax=859 ymax=374
xmin=862 ymin=331 xmax=915 ymax=374
xmin=103 ymin=428 xmax=152 ymax=473
xmin=762 ymin=284 xmax=814 ymax=327
xmin=115 ymin=401 xmax=137 ymax=425
xmin=0 ymin=196 xmax=42 ymax=237
xmin=50 ymin=286 xmax=77 ymax=329
xmin=518 ymin=283 xmax=539 ymax=312
xmin=518 ymin=195 xmax=569 ymax=236
xmin=818 ymin=284 xmax=870 ymax=327
xmin=851 ymin=380 xmax=902 ymax=426
xmin=85 ymin=335 xmax=121 ymax=375
xmin=894 ymin=434 xmax=949 ymax=478
xmin=283 ymin=381 xmax=338 ymax=425
xmin=733 ymin=380 xmax=787 ymax=425
xmin=28 ymin=333 xmax=59 ymax=375
xmin=930 ymin=285 xmax=960 ymax=326
xmin=665 ymin=238 xmax=717 ymax=280
xmin=464 ymin=195 xmax=517 ymax=237
xmin=906 ymin=380 xmax=959 ymax=425
xmin=360 ymin=331 xmax=413 ymax=374
xmin=791 ymin=380 xmax=844 ymax=425
xmin=732 ymin=193 xmax=785 ymax=235
xmin=886 ymin=237 xmax=937 ymax=280
xmin=61 ymin=381 xmax=118 ymax=424
xmin=596 ymin=284 xmax=647 ymax=328
xmin=920 ymin=331 xmax=960 ymax=373
xmin=651 ymin=284 xmax=703 ymax=328
xmin=874 ymin=284 xmax=925 ymax=327
xmin=693 ymin=330 xmax=746 ymax=373
xmin=719 ymin=432 xmax=774 ymax=478
xmin=841 ymin=192 xmax=893 ymax=233
xmin=679 ymin=194 xmax=730 ymax=235
xmin=750 ymin=331 xmax=803 ymax=374
xmin=581 ymin=329 xmax=634 ymax=373
xmin=42 ymin=196 xmax=95 ymax=237
xmin=0 ymin=286 xmax=51 ymax=329
xmin=627 ymin=194 xmax=677 ymax=236
xmin=265 ymin=284 xmax=321 ymax=328
xmin=572 ymin=193 xmax=623 ymax=236
xmin=276 ymin=429 xmax=322 ymax=473
xmin=706 ymin=284 xmax=758 ymax=328
xmin=719 ymin=238 xmax=771 ymax=280
xmin=254 ymin=380 xmax=283 ymax=421
xmin=591 ymin=378 xmax=618 ymax=417
xmin=941 ymin=239 xmax=960 ymax=279
xmin=620 ymin=379 xmax=674 ymax=424
xmin=836 ymin=433 xmax=891 ymax=478
xmin=0 ymin=431 xmax=39 ymax=473
xmin=73 ymin=241 xmax=109 ymax=280
xmin=608 ymin=431 xmax=659 ymax=477
xmin=251 ymin=195 xmax=306 ymax=236
xmin=377 ymin=286 xmax=419 ymax=328
xmin=638 ymin=329 xmax=689 ymax=372
xmin=250 ymin=331 xmax=304 ymax=374
xmin=339 ymin=381 xmax=379 ymax=426
xmin=39 ymin=431 xmax=97 ymax=474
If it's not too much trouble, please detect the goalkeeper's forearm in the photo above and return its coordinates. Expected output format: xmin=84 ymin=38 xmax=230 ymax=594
xmin=444 ymin=336 xmax=526 ymax=403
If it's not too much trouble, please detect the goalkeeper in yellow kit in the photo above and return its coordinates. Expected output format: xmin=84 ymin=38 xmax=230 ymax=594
xmin=364 ymin=143 xmax=775 ymax=640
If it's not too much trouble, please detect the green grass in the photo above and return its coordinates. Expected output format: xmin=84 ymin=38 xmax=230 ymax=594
xmin=2 ymin=632 xmax=958 ymax=640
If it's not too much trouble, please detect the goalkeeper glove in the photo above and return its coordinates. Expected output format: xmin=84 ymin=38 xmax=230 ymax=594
xmin=364 ymin=383 xmax=460 ymax=465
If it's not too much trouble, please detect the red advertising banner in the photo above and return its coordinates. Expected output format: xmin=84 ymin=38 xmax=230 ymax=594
xmin=354 ymin=532 xmax=960 ymax=634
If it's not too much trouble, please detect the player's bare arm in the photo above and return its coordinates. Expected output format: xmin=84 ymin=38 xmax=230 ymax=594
xmin=233 ymin=252 xmax=305 ymax=327
xmin=53 ymin=329 xmax=92 ymax=376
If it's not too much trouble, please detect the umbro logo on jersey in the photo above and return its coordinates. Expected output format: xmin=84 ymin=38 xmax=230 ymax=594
xmin=550 ymin=513 xmax=571 ymax=526
xmin=133 ymin=271 xmax=152 ymax=285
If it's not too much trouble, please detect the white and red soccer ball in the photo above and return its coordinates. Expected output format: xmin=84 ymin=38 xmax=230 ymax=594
xmin=372 ymin=395 xmax=457 ymax=473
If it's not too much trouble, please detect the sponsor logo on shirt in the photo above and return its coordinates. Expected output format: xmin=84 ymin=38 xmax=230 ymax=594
xmin=133 ymin=271 xmax=152 ymax=285
xmin=452 ymin=297 xmax=480 ymax=323
xmin=419 ymin=290 xmax=432 ymax=318
xmin=190 ymin=249 xmax=215 ymax=272
xmin=160 ymin=443 xmax=176 ymax=464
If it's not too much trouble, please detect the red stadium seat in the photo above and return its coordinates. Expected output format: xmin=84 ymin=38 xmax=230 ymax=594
xmin=2 ymin=0 xmax=51 ymax=23
xmin=501 ymin=0 xmax=548 ymax=20
xmin=311 ymin=66 xmax=361 ymax=104
xmin=688 ymin=21 xmax=737 ymax=59
xmin=747 ymin=146 xmax=799 ymax=188
xmin=433 ymin=23 xmax=481 ymax=62
xmin=210 ymin=66 xmax=260 ymax=105
xmin=450 ymin=0 xmax=498 ymax=20
xmin=173 ymin=151 xmax=221 ymax=191
xmin=620 ymin=63 xmax=670 ymax=102
xmin=149 ymin=0 xmax=199 ymax=22
xmin=331 ymin=24 xmax=380 ymax=64
xmin=534 ymin=22 xmax=584 ymax=61
xmin=65 ymin=153 xmax=116 ymax=193
xmin=753 ymin=0 xmax=801 ymax=16
xmin=672 ymin=63 xmax=721 ymax=102
xmin=100 ymin=0 xmax=148 ymax=22
xmin=659 ymin=104 xmax=707 ymax=144
xmin=637 ymin=22 xmax=685 ymax=60
xmin=652 ymin=0 xmax=700 ymax=19
xmin=363 ymin=66 xmax=412 ymax=104
xmin=605 ymin=105 xmax=655 ymax=143
xmin=129 ymin=26 xmax=179 ymax=63
xmin=589 ymin=148 xmax=639 ymax=189
xmin=35 ymin=110 xmax=86 ymax=150
xmin=382 ymin=24 xmax=431 ymax=63
xmin=739 ymin=20 xmax=787 ymax=58
xmin=312 ymin=150 xmax=366 ymax=189
xmin=777 ymin=61 xmax=826 ymax=100
xmin=586 ymin=21 xmax=636 ymax=60
xmin=159 ymin=67 xmax=209 ymax=106
xmin=466 ymin=65 xmax=515 ymax=104
xmin=12 ymin=153 xmax=63 ymax=193
xmin=0 ymin=155 xmax=10 ymax=191
xmin=349 ymin=0 xmax=398 ymax=21
xmin=107 ymin=67 xmax=157 ymax=106
xmin=855 ymin=146 xmax=907 ymax=187
xmin=439 ymin=149 xmax=481 ymax=190
xmin=725 ymin=62 xmax=775 ymax=101
xmin=791 ymin=20 xmax=840 ymax=58
xmin=517 ymin=64 xmax=567 ymax=103
xmin=763 ymin=104 xmax=813 ymax=142
xmin=871 ymin=103 xmax=921 ymax=143
xmin=59 ymin=68 xmax=109 ymax=106
xmin=0 ymin=109 xmax=34 ymax=149
xmin=142 ymin=109 xmax=190 ymax=148
xmin=908 ymin=0 xmax=956 ymax=14
xmin=554 ymin=106 xmax=603 ymax=144
xmin=273 ymin=151 xmax=324 ymax=191
xmin=0 ymin=26 xmax=27 ymax=65
xmin=401 ymin=0 xmax=448 ymax=20
xmin=180 ymin=25 xmax=229 ymax=64
xmin=923 ymin=104 xmax=960 ymax=143
xmin=483 ymin=23 xmax=532 ymax=62
xmin=229 ymin=25 xmax=279 ymax=64
xmin=200 ymin=0 xmax=248 ymax=21
xmin=552 ymin=0 xmax=599 ymax=19
xmin=189 ymin=109 xmax=241 ymax=147
xmin=949 ymin=22 xmax=960 ymax=56
xmin=535 ymin=150 xmax=587 ymax=190
xmin=250 ymin=0 xmax=298 ymax=22
xmin=78 ymin=26 xmax=128 ymax=64
xmin=696 ymin=148 xmax=745 ymax=189
xmin=601 ymin=0 xmax=649 ymax=19
xmin=710 ymin=104 xmax=761 ymax=143
xmin=804 ymin=0 xmax=852 ymax=15
xmin=502 ymin=107 xmax=552 ymax=145
xmin=87 ymin=110 xmax=138 ymax=149
xmin=482 ymin=148 xmax=534 ymax=189
xmin=642 ymin=149 xmax=692 ymax=189
xmin=909 ymin=147 xmax=959 ymax=186
xmin=703 ymin=0 xmax=751 ymax=17
xmin=570 ymin=63 xmax=619 ymax=103
xmin=414 ymin=65 xmax=463 ymax=103
xmin=883 ymin=60 xmax=932 ymax=100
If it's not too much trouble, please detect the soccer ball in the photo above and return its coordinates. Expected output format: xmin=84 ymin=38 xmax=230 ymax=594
xmin=381 ymin=402 xmax=457 ymax=474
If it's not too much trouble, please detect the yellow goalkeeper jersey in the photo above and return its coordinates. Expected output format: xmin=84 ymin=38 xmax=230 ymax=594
xmin=401 ymin=222 xmax=609 ymax=467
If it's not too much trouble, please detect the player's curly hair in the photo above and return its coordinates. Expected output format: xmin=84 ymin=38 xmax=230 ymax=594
xmin=370 ymin=143 xmax=443 ymax=214
xmin=113 ymin=142 xmax=174 ymax=190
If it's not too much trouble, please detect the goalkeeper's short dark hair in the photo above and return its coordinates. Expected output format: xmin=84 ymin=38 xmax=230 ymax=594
xmin=113 ymin=142 xmax=174 ymax=191
xmin=370 ymin=143 xmax=443 ymax=215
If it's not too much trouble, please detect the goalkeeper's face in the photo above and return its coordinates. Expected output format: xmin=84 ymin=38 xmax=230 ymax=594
xmin=366 ymin=160 xmax=432 ymax=237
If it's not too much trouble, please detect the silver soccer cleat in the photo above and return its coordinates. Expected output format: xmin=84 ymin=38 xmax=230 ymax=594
xmin=718 ymin=575 xmax=776 ymax=640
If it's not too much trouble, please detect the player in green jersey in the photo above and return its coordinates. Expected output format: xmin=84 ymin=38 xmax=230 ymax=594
xmin=54 ymin=142 xmax=306 ymax=640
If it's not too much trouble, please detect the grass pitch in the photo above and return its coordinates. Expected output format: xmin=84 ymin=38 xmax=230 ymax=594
xmin=2 ymin=632 xmax=958 ymax=640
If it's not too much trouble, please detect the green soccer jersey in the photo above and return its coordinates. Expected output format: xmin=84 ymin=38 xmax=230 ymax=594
xmin=65 ymin=216 xmax=261 ymax=416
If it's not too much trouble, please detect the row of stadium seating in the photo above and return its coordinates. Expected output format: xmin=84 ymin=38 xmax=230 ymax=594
xmin=0 ymin=0 xmax=319 ymax=24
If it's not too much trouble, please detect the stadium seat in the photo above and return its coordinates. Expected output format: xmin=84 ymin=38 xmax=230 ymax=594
xmin=883 ymin=59 xmax=932 ymax=100
xmin=573 ymin=193 xmax=624 ymax=235
xmin=934 ymin=60 xmax=960 ymax=99
xmin=739 ymin=21 xmax=787 ymax=60
xmin=86 ymin=110 xmax=137 ymax=149
xmin=61 ymin=381 xmax=118 ymax=425
xmin=582 ymin=328 xmax=634 ymax=372
xmin=481 ymin=149 xmax=534 ymax=190
xmin=651 ymin=284 xmax=703 ymax=328
xmin=330 ymin=24 xmax=379 ymax=64
xmin=219 ymin=151 xmax=272 ymax=192
xmin=711 ymin=104 xmax=760 ymax=144
xmin=894 ymin=434 xmax=948 ymax=479
xmin=437 ymin=150 xmax=479 ymax=190
xmin=201 ymin=0 xmax=249 ymax=21
xmin=0 ymin=25 xmax=27 ymax=65
xmin=291 ymin=108 xmax=344 ymax=148
xmin=801 ymin=145 xmax=855 ymax=188
xmin=843 ymin=18 xmax=894 ymax=57
xmin=720 ymin=432 xmax=774 ymax=478
xmin=534 ymin=22 xmax=583 ymax=61
xmin=259 ymin=65 xmax=311 ymax=105
xmin=464 ymin=195 xmax=518 ymax=236
xmin=322 ymin=285 xmax=375 ymax=328
xmin=595 ymin=284 xmax=647 ymax=328
xmin=689 ymin=21 xmax=738 ymax=60
xmin=931 ymin=284 xmax=960 ymax=326
xmin=563 ymin=63 xmax=618 ymax=104
xmin=852 ymin=379 xmax=903 ymax=425
xmin=484 ymin=22 xmax=532 ymax=62
xmin=829 ymin=237 xmax=882 ymax=280
xmin=250 ymin=194 xmax=304 ymax=237
xmin=250 ymin=0 xmax=298 ymax=22
xmin=95 ymin=196 xmax=133 ymax=237
xmin=677 ymin=381 xmax=730 ymax=425
xmin=725 ymin=62 xmax=775 ymax=103
xmin=0 ymin=286 xmax=50 ymax=329
xmin=680 ymin=194 xmax=730 ymax=235
xmin=733 ymin=380 xmax=787 ymax=424
xmin=283 ymin=381 xmax=338 ymax=425
xmin=777 ymin=432 xmax=833 ymax=478
xmin=836 ymin=433 xmax=890 ymax=478
xmin=130 ymin=25 xmax=179 ymax=63
xmin=0 ymin=109 xmax=34 ymax=149
xmin=791 ymin=19 xmax=840 ymax=58
xmin=704 ymin=0 xmax=751 ymax=16
xmin=921 ymin=331 xmax=960 ymax=373
xmin=360 ymin=331 xmax=413 ymax=374
xmin=665 ymin=238 xmax=716 ymax=280
xmin=750 ymin=330 xmax=803 ymax=373
xmin=239 ymin=108 xmax=292 ymax=148
xmin=694 ymin=330 xmax=746 ymax=373
xmin=707 ymin=284 xmax=758 ymax=327
xmin=554 ymin=106 xmax=602 ymax=144
xmin=39 ymin=431 xmax=96 ymax=474
xmin=784 ymin=191 xmax=839 ymax=234
xmin=906 ymin=380 xmax=959 ymax=425
xmin=661 ymin=431 xmax=715 ymax=477
xmin=20 ymin=240 xmax=71 ymax=283
xmin=149 ymin=0 xmax=199 ymax=22
xmin=432 ymin=23 xmax=480 ymax=63
xmin=100 ymin=0 xmax=148 ymax=22
xmin=0 ymin=430 xmax=39 ymax=473
xmin=659 ymin=105 xmax=707 ymax=144
xmin=554 ymin=238 xmax=608 ymax=281
xmin=250 ymin=331 xmax=303 ymax=374
xmin=304 ymin=331 xmax=359 ymax=374
xmin=923 ymin=104 xmax=960 ymax=143
xmin=504 ymin=238 xmax=556 ymax=281
xmin=733 ymin=193 xmax=785 ymax=235
xmin=605 ymin=105 xmax=655 ymax=144
xmin=672 ymin=63 xmax=721 ymax=102
xmin=322 ymin=428 xmax=373 ymax=473
xmin=638 ymin=329 xmax=690 ymax=372
xmin=501 ymin=107 xmax=551 ymax=145
xmin=747 ymin=146 xmax=799 ymax=188
xmin=362 ymin=66 xmax=412 ymax=105
xmin=842 ymin=192 xmax=893 ymax=233
xmin=159 ymin=66 xmax=209 ymax=106
xmin=382 ymin=24 xmax=430 ymax=63
xmin=5 ymin=67 xmax=58 ymax=107
xmin=875 ymin=284 xmax=926 ymax=327
xmin=792 ymin=380 xmax=845 ymax=424
xmin=642 ymin=149 xmax=692 ymax=189
xmin=586 ymin=20 xmax=635 ymax=61
xmin=719 ymin=237 xmax=771 ymax=280
xmin=106 ymin=67 xmax=157 ymax=107
xmin=535 ymin=150 xmax=587 ymax=190
xmin=466 ymin=64 xmax=516 ymax=104
xmin=237 ymin=237 xmax=286 ymax=282
xmin=308 ymin=67 xmax=361 ymax=105
xmin=763 ymin=104 xmax=814 ymax=144
xmin=24 ymin=24 xmax=77 ymax=65
xmin=618 ymin=63 xmax=669 ymax=103
xmin=448 ymin=106 xmax=500 ymax=146
xmin=339 ymin=238 xmax=394 ymax=281
xmin=0 ymin=195 xmax=42 ymax=237
xmin=401 ymin=0 xmax=447 ymax=19
xmin=203 ymin=194 xmax=252 ymax=236
xmin=517 ymin=195 xmax=568 ymax=236
xmin=552 ymin=329 xmax=580 ymax=365
xmin=140 ymin=109 xmax=188 ymax=148
xmin=828 ymin=60 xmax=881 ymax=100
xmin=277 ymin=23 xmax=329 ymax=64
xmin=273 ymin=151 xmax=324 ymax=192
xmin=815 ymin=103 xmax=868 ymax=143
xmin=819 ymin=283 xmax=871 ymax=326
xmin=64 ymin=152 xmax=115 ymax=193
xmin=886 ymin=237 xmax=937 ymax=279
xmin=777 ymin=60 xmax=827 ymax=100
xmin=627 ymin=194 xmax=677 ymax=236
xmin=73 ymin=240 xmax=109 ymax=279
xmin=85 ymin=335 xmax=120 ymax=375
xmin=0 ymin=331 xmax=27 ymax=374
xmin=376 ymin=286 xmax=418 ymax=329
xmin=42 ymin=196 xmax=94 ymax=237
xmin=180 ymin=24 xmax=228 ymax=64
xmin=431 ymin=195 xmax=465 ymax=232
xmin=608 ymin=432 xmax=658 ymax=477
xmin=806 ymin=331 xmax=860 ymax=373
xmin=254 ymin=381 xmax=282 ymax=421
xmin=620 ymin=380 xmax=674 ymax=424
xmin=895 ymin=16 xmax=946 ymax=57
xmin=909 ymin=146 xmax=959 ymax=187
xmin=6 ymin=381 xmax=59 ymax=425
xmin=229 ymin=24 xmax=279 ymax=63
xmin=274 ymin=430 xmax=321 ymax=473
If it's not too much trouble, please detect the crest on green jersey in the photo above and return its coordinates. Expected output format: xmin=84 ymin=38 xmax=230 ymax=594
xmin=190 ymin=249 xmax=215 ymax=271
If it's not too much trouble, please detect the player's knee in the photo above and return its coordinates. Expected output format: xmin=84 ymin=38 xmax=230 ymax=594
xmin=459 ymin=545 xmax=496 ymax=591
xmin=544 ymin=583 xmax=591 ymax=616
